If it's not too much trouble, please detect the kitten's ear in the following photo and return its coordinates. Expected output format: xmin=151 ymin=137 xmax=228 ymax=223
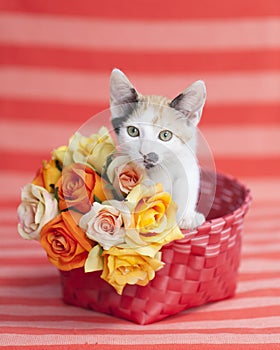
xmin=170 ymin=80 xmax=206 ymax=126
xmin=110 ymin=68 xmax=139 ymax=108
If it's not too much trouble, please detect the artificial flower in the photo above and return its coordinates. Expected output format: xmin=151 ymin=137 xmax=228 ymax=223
xmin=125 ymin=183 xmax=184 ymax=246
xmin=69 ymin=127 xmax=116 ymax=174
xmin=56 ymin=163 xmax=108 ymax=213
xmin=101 ymin=246 xmax=164 ymax=295
xmin=17 ymin=127 xmax=186 ymax=295
xmin=32 ymin=159 xmax=61 ymax=193
xmin=40 ymin=210 xmax=93 ymax=271
xmin=17 ymin=183 xmax=58 ymax=240
xmin=106 ymin=155 xmax=146 ymax=196
xmin=84 ymin=244 xmax=103 ymax=273
xmin=52 ymin=145 xmax=72 ymax=167
xmin=79 ymin=202 xmax=126 ymax=250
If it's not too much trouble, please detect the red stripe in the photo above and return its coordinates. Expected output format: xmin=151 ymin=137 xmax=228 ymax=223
xmin=1 ymin=306 xmax=280 ymax=325
xmin=214 ymin=157 xmax=280 ymax=177
xmin=0 ymin=345 xmax=275 ymax=350
xmin=1 ymin=98 xmax=279 ymax=125
xmin=1 ymin=150 xmax=279 ymax=177
xmin=1 ymin=45 xmax=280 ymax=73
xmin=0 ymin=0 xmax=279 ymax=19
xmin=202 ymin=104 xmax=280 ymax=125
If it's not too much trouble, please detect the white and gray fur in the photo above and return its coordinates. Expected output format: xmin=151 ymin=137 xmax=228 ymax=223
xmin=110 ymin=68 xmax=206 ymax=229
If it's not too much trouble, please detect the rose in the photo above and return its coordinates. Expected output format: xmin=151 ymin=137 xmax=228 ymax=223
xmin=101 ymin=246 xmax=164 ymax=295
xmin=56 ymin=163 xmax=109 ymax=213
xmin=32 ymin=159 xmax=61 ymax=193
xmin=40 ymin=210 xmax=93 ymax=271
xmin=125 ymin=183 xmax=184 ymax=246
xmin=52 ymin=145 xmax=73 ymax=168
xmin=106 ymin=155 xmax=146 ymax=196
xmin=69 ymin=127 xmax=115 ymax=174
xmin=17 ymin=183 xmax=58 ymax=240
xmin=79 ymin=202 xmax=126 ymax=250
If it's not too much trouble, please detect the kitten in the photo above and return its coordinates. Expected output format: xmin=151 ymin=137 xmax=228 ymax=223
xmin=110 ymin=68 xmax=206 ymax=230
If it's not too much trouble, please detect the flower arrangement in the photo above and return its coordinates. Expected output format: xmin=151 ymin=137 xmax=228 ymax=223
xmin=17 ymin=127 xmax=184 ymax=295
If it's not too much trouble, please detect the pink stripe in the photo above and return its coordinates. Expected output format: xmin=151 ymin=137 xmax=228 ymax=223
xmin=245 ymin=220 xmax=280 ymax=231
xmin=0 ymin=249 xmax=46 ymax=257
xmin=241 ymin=243 xmax=280 ymax=255
xmin=0 ymin=171 xmax=34 ymax=200
xmin=237 ymin=278 xmax=280 ymax=293
xmin=0 ymin=68 xmax=280 ymax=104
xmin=240 ymin=258 xmax=280 ymax=273
xmin=241 ymin=178 xmax=280 ymax=201
xmin=0 ymin=285 xmax=61 ymax=299
xmin=1 ymin=120 xmax=280 ymax=157
xmin=244 ymin=233 xmax=280 ymax=242
xmin=0 ymin=331 xmax=280 ymax=345
xmin=0 ymin=13 xmax=279 ymax=51
xmin=201 ymin=125 xmax=280 ymax=157
xmin=0 ymin=266 xmax=56 ymax=278
xmin=247 ymin=206 xmax=280 ymax=218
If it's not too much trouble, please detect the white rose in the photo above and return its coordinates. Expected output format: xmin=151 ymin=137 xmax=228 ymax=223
xmin=79 ymin=202 xmax=126 ymax=250
xmin=17 ymin=183 xmax=58 ymax=240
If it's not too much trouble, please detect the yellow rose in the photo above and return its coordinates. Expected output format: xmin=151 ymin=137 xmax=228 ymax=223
xmin=32 ymin=159 xmax=61 ymax=193
xmin=101 ymin=246 xmax=164 ymax=295
xmin=69 ymin=127 xmax=116 ymax=174
xmin=52 ymin=145 xmax=73 ymax=167
xmin=125 ymin=183 xmax=184 ymax=247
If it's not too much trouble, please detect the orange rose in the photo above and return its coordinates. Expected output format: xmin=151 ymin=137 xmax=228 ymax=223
xmin=40 ymin=211 xmax=93 ymax=271
xmin=56 ymin=163 xmax=109 ymax=213
xmin=32 ymin=159 xmax=61 ymax=193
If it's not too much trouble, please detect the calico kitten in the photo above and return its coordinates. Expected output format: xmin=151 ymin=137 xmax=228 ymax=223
xmin=110 ymin=68 xmax=206 ymax=229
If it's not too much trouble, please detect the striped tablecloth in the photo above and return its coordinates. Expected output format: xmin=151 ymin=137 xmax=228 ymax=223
xmin=1 ymin=1 xmax=280 ymax=349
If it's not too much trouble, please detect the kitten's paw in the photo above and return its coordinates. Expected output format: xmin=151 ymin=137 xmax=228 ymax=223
xmin=179 ymin=212 xmax=205 ymax=230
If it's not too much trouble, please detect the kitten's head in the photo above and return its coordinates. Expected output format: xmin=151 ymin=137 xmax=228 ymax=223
xmin=110 ymin=69 xmax=206 ymax=169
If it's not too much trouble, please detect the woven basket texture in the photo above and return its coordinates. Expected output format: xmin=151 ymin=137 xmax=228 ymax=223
xmin=60 ymin=172 xmax=251 ymax=324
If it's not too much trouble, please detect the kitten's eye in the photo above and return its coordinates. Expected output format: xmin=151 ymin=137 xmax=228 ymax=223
xmin=127 ymin=126 xmax=140 ymax=137
xmin=159 ymin=130 xmax=173 ymax=141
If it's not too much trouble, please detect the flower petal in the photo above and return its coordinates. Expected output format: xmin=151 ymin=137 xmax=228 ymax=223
xmin=84 ymin=245 xmax=104 ymax=273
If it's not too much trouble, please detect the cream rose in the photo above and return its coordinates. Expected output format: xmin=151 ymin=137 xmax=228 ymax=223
xmin=107 ymin=155 xmax=146 ymax=196
xmin=69 ymin=127 xmax=115 ymax=174
xmin=17 ymin=183 xmax=58 ymax=240
xmin=79 ymin=202 xmax=126 ymax=250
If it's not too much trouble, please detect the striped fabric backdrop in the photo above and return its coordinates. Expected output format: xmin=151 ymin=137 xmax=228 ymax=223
xmin=0 ymin=0 xmax=280 ymax=349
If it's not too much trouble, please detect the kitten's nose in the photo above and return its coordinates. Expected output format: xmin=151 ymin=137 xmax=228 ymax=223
xmin=144 ymin=152 xmax=159 ymax=164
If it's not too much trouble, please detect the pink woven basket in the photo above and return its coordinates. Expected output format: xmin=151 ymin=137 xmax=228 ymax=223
xmin=60 ymin=172 xmax=251 ymax=324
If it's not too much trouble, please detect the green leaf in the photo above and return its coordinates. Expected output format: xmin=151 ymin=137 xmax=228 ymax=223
xmin=55 ymin=159 xmax=63 ymax=172
xmin=54 ymin=187 xmax=59 ymax=202
xmin=94 ymin=194 xmax=102 ymax=204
